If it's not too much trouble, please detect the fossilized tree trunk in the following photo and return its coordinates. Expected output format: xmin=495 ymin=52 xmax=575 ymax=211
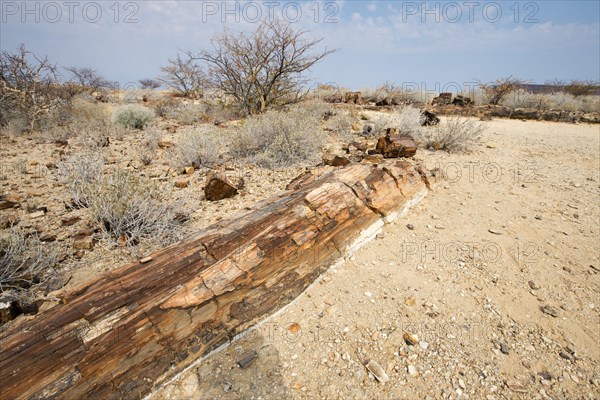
xmin=0 ymin=160 xmax=433 ymax=400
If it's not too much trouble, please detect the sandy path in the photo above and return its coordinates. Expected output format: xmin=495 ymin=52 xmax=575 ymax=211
xmin=157 ymin=118 xmax=600 ymax=399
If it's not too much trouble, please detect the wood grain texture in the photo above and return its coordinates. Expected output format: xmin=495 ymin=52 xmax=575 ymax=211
xmin=0 ymin=160 xmax=431 ymax=400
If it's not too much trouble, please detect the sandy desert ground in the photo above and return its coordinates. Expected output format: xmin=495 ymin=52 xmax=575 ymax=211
xmin=154 ymin=118 xmax=600 ymax=399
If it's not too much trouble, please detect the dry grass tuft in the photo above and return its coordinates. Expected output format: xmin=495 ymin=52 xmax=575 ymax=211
xmin=231 ymin=101 xmax=328 ymax=167
xmin=0 ymin=227 xmax=57 ymax=296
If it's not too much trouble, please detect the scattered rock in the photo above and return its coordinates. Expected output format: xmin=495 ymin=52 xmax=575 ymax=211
xmin=39 ymin=233 xmax=56 ymax=242
xmin=222 ymin=381 xmax=232 ymax=393
xmin=403 ymin=332 xmax=419 ymax=346
xmin=139 ymin=256 xmax=153 ymax=264
xmin=175 ymin=180 xmax=189 ymax=189
xmin=0 ymin=297 xmax=24 ymax=324
xmin=404 ymin=297 xmax=416 ymax=306
xmin=361 ymin=154 xmax=384 ymax=164
xmin=287 ymin=322 xmax=301 ymax=334
xmin=488 ymin=229 xmax=503 ymax=235
xmin=365 ymin=360 xmax=389 ymax=383
xmin=183 ymin=166 xmax=194 ymax=175
xmin=452 ymin=95 xmax=473 ymax=107
xmin=158 ymin=139 xmax=174 ymax=149
xmin=538 ymin=371 xmax=553 ymax=381
xmin=29 ymin=210 xmax=45 ymax=219
xmin=44 ymin=275 xmax=70 ymax=293
xmin=498 ymin=341 xmax=509 ymax=355
xmin=528 ymin=280 xmax=540 ymax=290
xmin=407 ymin=364 xmax=419 ymax=377
xmin=0 ymin=214 xmax=19 ymax=229
xmin=431 ymin=92 xmax=453 ymax=106
xmin=505 ymin=380 xmax=527 ymax=393
xmin=61 ymin=216 xmax=81 ymax=226
xmin=0 ymin=194 xmax=20 ymax=210
xmin=344 ymin=91 xmax=362 ymax=105
xmin=205 ymin=171 xmax=238 ymax=201
xmin=323 ymin=154 xmax=351 ymax=167
xmin=541 ymin=305 xmax=559 ymax=317
xmin=421 ymin=110 xmax=440 ymax=126
xmin=72 ymin=228 xmax=94 ymax=241
xmin=559 ymin=349 xmax=575 ymax=362
xmin=375 ymin=129 xmax=417 ymax=158
xmin=73 ymin=237 xmax=95 ymax=250
xmin=406 ymin=223 xmax=415 ymax=230
xmin=237 ymin=350 xmax=258 ymax=369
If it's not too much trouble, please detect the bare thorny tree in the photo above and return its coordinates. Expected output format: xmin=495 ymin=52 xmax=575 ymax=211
xmin=157 ymin=53 xmax=207 ymax=99
xmin=0 ymin=44 xmax=61 ymax=130
xmin=186 ymin=20 xmax=336 ymax=115
xmin=64 ymin=66 xmax=114 ymax=93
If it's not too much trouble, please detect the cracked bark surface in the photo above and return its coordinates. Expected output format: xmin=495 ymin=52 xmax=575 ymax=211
xmin=0 ymin=160 xmax=433 ymax=400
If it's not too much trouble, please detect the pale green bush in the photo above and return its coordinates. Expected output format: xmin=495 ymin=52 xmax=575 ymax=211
xmin=231 ymin=101 xmax=326 ymax=167
xmin=169 ymin=126 xmax=222 ymax=169
xmin=425 ymin=117 xmax=486 ymax=153
xmin=370 ymin=105 xmax=426 ymax=138
xmin=167 ymin=103 xmax=210 ymax=125
xmin=112 ymin=104 xmax=154 ymax=129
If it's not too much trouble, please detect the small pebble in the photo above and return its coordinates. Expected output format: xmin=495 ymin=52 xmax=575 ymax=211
xmin=407 ymin=365 xmax=419 ymax=377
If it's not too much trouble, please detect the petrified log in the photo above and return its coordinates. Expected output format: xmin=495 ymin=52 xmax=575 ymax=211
xmin=375 ymin=129 xmax=418 ymax=158
xmin=431 ymin=92 xmax=453 ymax=106
xmin=452 ymin=95 xmax=473 ymax=107
xmin=421 ymin=110 xmax=440 ymax=126
xmin=322 ymin=154 xmax=351 ymax=167
xmin=204 ymin=170 xmax=238 ymax=201
xmin=344 ymin=91 xmax=362 ymax=104
xmin=0 ymin=161 xmax=430 ymax=400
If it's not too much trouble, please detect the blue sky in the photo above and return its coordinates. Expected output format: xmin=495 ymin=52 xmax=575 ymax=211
xmin=1 ymin=1 xmax=599 ymax=90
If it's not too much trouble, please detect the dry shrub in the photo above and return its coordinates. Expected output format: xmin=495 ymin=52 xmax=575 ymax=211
xmin=42 ymin=95 xmax=117 ymax=143
xmin=325 ymin=110 xmax=354 ymax=140
xmin=86 ymin=170 xmax=185 ymax=246
xmin=169 ymin=126 xmax=222 ymax=169
xmin=231 ymin=101 xmax=327 ymax=167
xmin=425 ymin=117 xmax=486 ymax=153
xmin=500 ymin=89 xmax=600 ymax=113
xmin=167 ymin=103 xmax=210 ymax=125
xmin=361 ymin=83 xmax=433 ymax=104
xmin=59 ymin=150 xmax=105 ymax=208
xmin=478 ymin=76 xmax=524 ymax=105
xmin=138 ymin=128 xmax=161 ymax=165
xmin=0 ymin=227 xmax=57 ymax=296
xmin=150 ymin=97 xmax=180 ymax=117
xmin=369 ymin=105 xmax=426 ymax=138
xmin=62 ymin=161 xmax=186 ymax=246
xmin=112 ymin=104 xmax=154 ymax=129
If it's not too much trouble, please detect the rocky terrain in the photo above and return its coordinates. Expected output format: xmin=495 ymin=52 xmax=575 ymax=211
xmin=1 ymin=105 xmax=598 ymax=399
xmin=154 ymin=118 xmax=600 ymax=399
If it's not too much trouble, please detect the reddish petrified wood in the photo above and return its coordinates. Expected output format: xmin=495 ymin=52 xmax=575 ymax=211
xmin=0 ymin=160 xmax=429 ymax=400
xmin=375 ymin=128 xmax=418 ymax=158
